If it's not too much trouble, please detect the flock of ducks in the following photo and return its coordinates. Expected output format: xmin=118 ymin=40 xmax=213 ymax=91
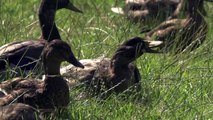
xmin=61 ymin=37 xmax=162 ymax=97
xmin=0 ymin=0 xmax=83 ymax=78
xmin=0 ymin=0 xmax=212 ymax=119
xmin=144 ymin=0 xmax=209 ymax=52
xmin=112 ymin=0 xmax=211 ymax=52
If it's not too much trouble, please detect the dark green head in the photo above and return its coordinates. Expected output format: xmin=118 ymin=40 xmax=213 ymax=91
xmin=111 ymin=37 xmax=162 ymax=66
xmin=42 ymin=40 xmax=84 ymax=73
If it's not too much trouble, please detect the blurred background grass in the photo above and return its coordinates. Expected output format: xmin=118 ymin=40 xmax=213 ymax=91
xmin=0 ymin=0 xmax=213 ymax=119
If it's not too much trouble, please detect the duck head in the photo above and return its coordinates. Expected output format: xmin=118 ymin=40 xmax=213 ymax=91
xmin=39 ymin=0 xmax=82 ymax=13
xmin=111 ymin=37 xmax=162 ymax=67
xmin=39 ymin=0 xmax=82 ymax=41
xmin=42 ymin=40 xmax=84 ymax=75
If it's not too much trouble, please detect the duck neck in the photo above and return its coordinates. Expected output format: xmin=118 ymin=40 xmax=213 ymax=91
xmin=186 ymin=1 xmax=206 ymax=19
xmin=110 ymin=59 xmax=129 ymax=74
xmin=44 ymin=60 xmax=61 ymax=76
xmin=39 ymin=7 xmax=61 ymax=41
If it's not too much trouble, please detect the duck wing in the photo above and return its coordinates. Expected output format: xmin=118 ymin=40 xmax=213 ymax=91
xmin=0 ymin=78 xmax=27 ymax=94
xmin=145 ymin=18 xmax=189 ymax=39
xmin=0 ymin=78 xmax=42 ymax=106
xmin=61 ymin=58 xmax=110 ymax=86
xmin=0 ymin=103 xmax=41 ymax=120
xmin=0 ymin=40 xmax=46 ymax=71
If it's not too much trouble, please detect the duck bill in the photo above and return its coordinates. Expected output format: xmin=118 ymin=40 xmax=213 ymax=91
xmin=148 ymin=41 xmax=163 ymax=48
xmin=145 ymin=41 xmax=163 ymax=53
xmin=66 ymin=2 xmax=83 ymax=13
xmin=68 ymin=53 xmax=84 ymax=68
xmin=111 ymin=7 xmax=125 ymax=14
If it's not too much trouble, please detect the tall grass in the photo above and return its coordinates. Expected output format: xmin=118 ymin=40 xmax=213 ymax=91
xmin=0 ymin=0 xmax=213 ymax=119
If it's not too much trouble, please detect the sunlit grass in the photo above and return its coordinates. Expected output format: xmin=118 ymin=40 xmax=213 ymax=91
xmin=0 ymin=0 xmax=213 ymax=119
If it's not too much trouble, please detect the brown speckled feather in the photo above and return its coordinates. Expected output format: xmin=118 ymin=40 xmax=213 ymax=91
xmin=112 ymin=0 xmax=181 ymax=23
xmin=0 ymin=103 xmax=41 ymax=120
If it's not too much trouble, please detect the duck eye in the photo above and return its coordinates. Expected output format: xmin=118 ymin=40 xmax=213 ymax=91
xmin=61 ymin=46 xmax=71 ymax=56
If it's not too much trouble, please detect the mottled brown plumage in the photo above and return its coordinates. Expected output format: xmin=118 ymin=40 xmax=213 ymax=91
xmin=0 ymin=40 xmax=84 ymax=109
xmin=61 ymin=37 xmax=162 ymax=97
xmin=0 ymin=103 xmax=41 ymax=120
xmin=144 ymin=0 xmax=211 ymax=53
xmin=112 ymin=0 xmax=181 ymax=23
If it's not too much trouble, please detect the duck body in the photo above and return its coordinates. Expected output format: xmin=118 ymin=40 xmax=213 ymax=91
xmin=0 ymin=39 xmax=84 ymax=109
xmin=145 ymin=0 xmax=209 ymax=52
xmin=61 ymin=58 xmax=140 ymax=94
xmin=112 ymin=0 xmax=181 ymax=23
xmin=0 ymin=103 xmax=41 ymax=120
xmin=61 ymin=37 xmax=162 ymax=97
xmin=0 ymin=0 xmax=82 ymax=78
xmin=89 ymin=59 xmax=140 ymax=94
xmin=61 ymin=58 xmax=110 ymax=81
xmin=0 ymin=77 xmax=69 ymax=109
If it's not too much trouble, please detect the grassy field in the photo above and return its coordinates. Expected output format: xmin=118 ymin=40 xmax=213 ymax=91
xmin=0 ymin=0 xmax=213 ymax=119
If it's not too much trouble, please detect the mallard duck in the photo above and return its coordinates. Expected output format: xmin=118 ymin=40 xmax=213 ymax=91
xmin=111 ymin=0 xmax=181 ymax=23
xmin=61 ymin=37 xmax=162 ymax=97
xmin=0 ymin=39 xmax=84 ymax=109
xmin=0 ymin=103 xmax=41 ymax=120
xmin=144 ymin=0 xmax=212 ymax=53
xmin=0 ymin=0 xmax=82 ymax=78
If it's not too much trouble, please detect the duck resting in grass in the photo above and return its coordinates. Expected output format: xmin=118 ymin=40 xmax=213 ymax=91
xmin=61 ymin=37 xmax=162 ymax=97
xmin=0 ymin=0 xmax=82 ymax=78
xmin=144 ymin=0 xmax=212 ymax=53
xmin=0 ymin=103 xmax=42 ymax=120
xmin=0 ymin=39 xmax=84 ymax=110
xmin=111 ymin=0 xmax=181 ymax=24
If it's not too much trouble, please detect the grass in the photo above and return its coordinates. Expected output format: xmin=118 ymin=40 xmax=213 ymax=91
xmin=0 ymin=0 xmax=213 ymax=119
